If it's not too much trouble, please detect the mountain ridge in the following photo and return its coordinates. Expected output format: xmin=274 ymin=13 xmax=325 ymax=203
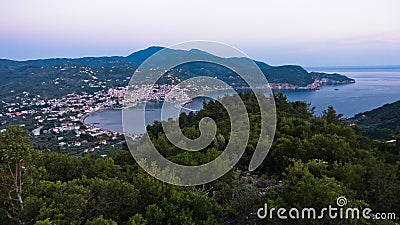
xmin=0 ymin=46 xmax=355 ymax=99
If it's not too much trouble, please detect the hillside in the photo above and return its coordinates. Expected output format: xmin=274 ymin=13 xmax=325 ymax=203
xmin=0 ymin=47 xmax=354 ymax=100
xmin=1 ymin=93 xmax=399 ymax=224
xmin=351 ymin=100 xmax=400 ymax=140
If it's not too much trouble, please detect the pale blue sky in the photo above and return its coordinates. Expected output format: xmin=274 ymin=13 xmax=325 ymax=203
xmin=0 ymin=0 xmax=399 ymax=66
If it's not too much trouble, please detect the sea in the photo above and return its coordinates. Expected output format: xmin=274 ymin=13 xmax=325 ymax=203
xmin=83 ymin=68 xmax=400 ymax=134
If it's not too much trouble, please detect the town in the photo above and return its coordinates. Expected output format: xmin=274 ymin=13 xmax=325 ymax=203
xmin=0 ymin=77 xmax=216 ymax=156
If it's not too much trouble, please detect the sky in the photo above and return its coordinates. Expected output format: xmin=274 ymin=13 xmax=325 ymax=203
xmin=0 ymin=0 xmax=399 ymax=67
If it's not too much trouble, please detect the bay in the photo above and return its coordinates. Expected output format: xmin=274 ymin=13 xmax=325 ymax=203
xmin=83 ymin=71 xmax=400 ymax=134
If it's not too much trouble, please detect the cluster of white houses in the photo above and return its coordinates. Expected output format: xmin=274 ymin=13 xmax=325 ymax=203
xmin=0 ymin=87 xmax=126 ymax=152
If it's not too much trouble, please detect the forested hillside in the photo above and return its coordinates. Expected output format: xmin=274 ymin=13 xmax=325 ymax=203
xmin=352 ymin=100 xmax=400 ymax=140
xmin=0 ymin=47 xmax=354 ymax=100
xmin=0 ymin=93 xmax=398 ymax=224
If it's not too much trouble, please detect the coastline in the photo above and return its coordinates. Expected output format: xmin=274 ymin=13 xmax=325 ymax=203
xmin=80 ymin=107 xmax=123 ymax=133
xmin=81 ymin=81 xmax=354 ymax=125
xmin=80 ymin=79 xmax=361 ymax=136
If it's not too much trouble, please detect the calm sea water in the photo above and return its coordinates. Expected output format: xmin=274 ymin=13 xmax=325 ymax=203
xmin=84 ymin=71 xmax=400 ymax=134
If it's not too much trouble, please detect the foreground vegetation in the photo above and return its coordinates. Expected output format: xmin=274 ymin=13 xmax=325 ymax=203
xmin=1 ymin=93 xmax=399 ymax=224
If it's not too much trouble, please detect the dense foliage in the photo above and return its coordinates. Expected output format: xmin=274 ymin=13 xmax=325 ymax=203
xmin=1 ymin=93 xmax=399 ymax=224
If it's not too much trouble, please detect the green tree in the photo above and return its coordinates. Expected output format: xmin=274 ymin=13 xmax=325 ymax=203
xmin=0 ymin=126 xmax=34 ymax=223
xmin=85 ymin=215 xmax=117 ymax=225
xmin=129 ymin=214 xmax=147 ymax=225
xmin=322 ymin=106 xmax=343 ymax=124
xmin=34 ymin=218 xmax=53 ymax=225
xmin=216 ymin=170 xmax=258 ymax=225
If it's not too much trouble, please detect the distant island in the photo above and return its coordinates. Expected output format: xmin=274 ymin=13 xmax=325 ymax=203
xmin=0 ymin=46 xmax=354 ymax=100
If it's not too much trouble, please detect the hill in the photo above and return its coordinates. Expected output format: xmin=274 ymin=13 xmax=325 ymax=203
xmin=351 ymin=100 xmax=400 ymax=140
xmin=0 ymin=46 xmax=354 ymax=100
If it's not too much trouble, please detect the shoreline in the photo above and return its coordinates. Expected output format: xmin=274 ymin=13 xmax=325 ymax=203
xmin=80 ymin=107 xmax=122 ymax=133
xmin=81 ymin=82 xmax=355 ymax=124
xmin=80 ymin=82 xmax=359 ymax=133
